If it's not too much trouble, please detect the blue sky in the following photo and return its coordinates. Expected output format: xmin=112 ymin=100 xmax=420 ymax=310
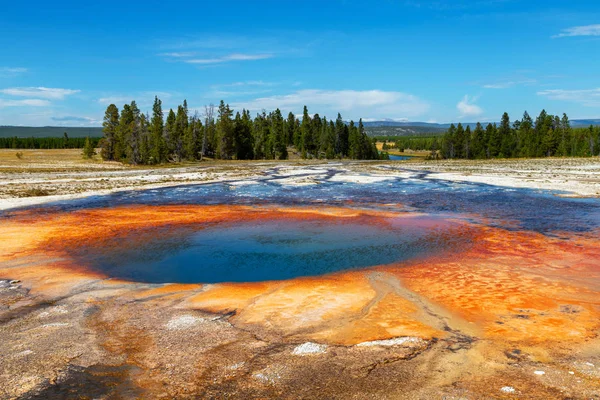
xmin=1 ymin=0 xmax=599 ymax=126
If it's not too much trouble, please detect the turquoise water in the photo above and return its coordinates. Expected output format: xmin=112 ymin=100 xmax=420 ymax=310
xmin=78 ymin=216 xmax=469 ymax=283
xmin=388 ymin=155 xmax=411 ymax=160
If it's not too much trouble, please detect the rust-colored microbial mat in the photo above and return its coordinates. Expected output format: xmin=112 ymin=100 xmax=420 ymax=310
xmin=1 ymin=204 xmax=600 ymax=399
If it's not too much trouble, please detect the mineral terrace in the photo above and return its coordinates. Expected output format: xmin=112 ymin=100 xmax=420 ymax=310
xmin=1 ymin=157 xmax=599 ymax=399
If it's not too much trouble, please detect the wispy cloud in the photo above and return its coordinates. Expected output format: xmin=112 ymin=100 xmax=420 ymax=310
xmin=553 ymin=24 xmax=600 ymax=38
xmin=157 ymin=52 xmax=198 ymax=58
xmin=51 ymin=116 xmax=100 ymax=124
xmin=1 ymin=87 xmax=80 ymax=99
xmin=230 ymin=89 xmax=429 ymax=120
xmin=537 ymin=88 xmax=600 ymax=107
xmin=482 ymin=79 xmax=537 ymax=89
xmin=98 ymin=91 xmax=174 ymax=106
xmin=0 ymin=67 xmax=28 ymax=78
xmin=212 ymin=89 xmax=274 ymax=98
xmin=209 ymin=81 xmax=278 ymax=97
xmin=157 ymin=34 xmax=280 ymax=66
xmin=0 ymin=99 xmax=51 ymax=108
xmin=403 ymin=0 xmax=516 ymax=11
xmin=457 ymin=95 xmax=483 ymax=117
xmin=98 ymin=96 xmax=132 ymax=106
xmin=215 ymin=80 xmax=276 ymax=88
xmin=162 ymin=53 xmax=274 ymax=65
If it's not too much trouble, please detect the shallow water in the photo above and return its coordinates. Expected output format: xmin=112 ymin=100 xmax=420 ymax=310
xmin=10 ymin=166 xmax=599 ymax=235
xmin=75 ymin=215 xmax=469 ymax=283
xmin=388 ymin=155 xmax=411 ymax=161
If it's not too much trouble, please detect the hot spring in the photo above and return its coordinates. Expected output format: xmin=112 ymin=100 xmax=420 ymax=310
xmin=60 ymin=208 xmax=473 ymax=284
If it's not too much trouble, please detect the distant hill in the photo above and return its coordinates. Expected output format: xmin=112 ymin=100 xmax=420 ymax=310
xmin=0 ymin=126 xmax=103 ymax=138
xmin=2 ymin=118 xmax=598 ymax=139
xmin=363 ymin=119 xmax=600 ymax=137
xmin=570 ymin=119 xmax=600 ymax=127
xmin=364 ymin=125 xmax=446 ymax=137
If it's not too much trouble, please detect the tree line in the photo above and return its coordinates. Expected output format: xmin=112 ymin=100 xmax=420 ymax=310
xmin=0 ymin=134 xmax=101 ymax=149
xmin=99 ymin=97 xmax=381 ymax=164
xmin=436 ymin=110 xmax=600 ymax=159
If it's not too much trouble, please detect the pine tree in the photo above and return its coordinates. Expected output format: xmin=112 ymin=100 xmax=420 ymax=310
xmin=488 ymin=123 xmax=501 ymax=158
xmin=253 ymin=112 xmax=270 ymax=159
xmin=519 ymin=111 xmax=534 ymax=157
xmin=215 ymin=101 xmax=234 ymax=159
xmin=233 ymin=110 xmax=254 ymax=159
xmin=464 ymin=125 xmax=472 ymax=158
xmin=100 ymin=104 xmax=119 ymax=160
xmin=300 ymin=106 xmax=313 ymax=158
xmin=139 ymin=113 xmax=151 ymax=164
xmin=334 ymin=113 xmax=346 ymax=157
xmin=149 ymin=96 xmax=165 ymax=164
xmin=442 ymin=124 xmax=456 ymax=159
xmin=471 ymin=123 xmax=484 ymax=159
xmin=534 ymin=110 xmax=551 ymax=157
xmin=358 ymin=119 xmax=374 ymax=159
xmin=172 ymin=102 xmax=188 ymax=161
xmin=484 ymin=123 xmax=495 ymax=158
xmin=82 ymin=136 xmax=96 ymax=159
xmin=123 ymin=101 xmax=142 ymax=164
xmin=183 ymin=113 xmax=202 ymax=160
xmin=310 ymin=113 xmax=322 ymax=157
xmin=499 ymin=112 xmax=513 ymax=158
xmin=165 ymin=109 xmax=176 ymax=161
xmin=348 ymin=120 xmax=360 ymax=159
xmin=271 ymin=108 xmax=287 ymax=159
xmin=455 ymin=123 xmax=465 ymax=158
xmin=285 ymin=112 xmax=295 ymax=146
xmin=115 ymin=104 xmax=133 ymax=162
xmin=557 ymin=113 xmax=571 ymax=157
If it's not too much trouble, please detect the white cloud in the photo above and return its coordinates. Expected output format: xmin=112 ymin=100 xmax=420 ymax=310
xmin=0 ymin=99 xmax=51 ymax=108
xmin=98 ymin=91 xmax=174 ymax=106
xmin=209 ymin=81 xmax=277 ymax=96
xmin=456 ymin=95 xmax=483 ymax=117
xmin=230 ymin=89 xmax=429 ymax=120
xmin=216 ymin=80 xmax=275 ymax=88
xmin=157 ymin=52 xmax=198 ymax=58
xmin=159 ymin=52 xmax=274 ymax=65
xmin=537 ymin=88 xmax=600 ymax=107
xmin=51 ymin=116 xmax=100 ymax=124
xmin=482 ymin=79 xmax=536 ymax=89
xmin=0 ymin=67 xmax=27 ymax=77
xmin=553 ymin=24 xmax=600 ymax=38
xmin=98 ymin=96 xmax=132 ymax=106
xmin=212 ymin=89 xmax=274 ymax=98
xmin=185 ymin=53 xmax=273 ymax=65
xmin=1 ymin=87 xmax=80 ymax=99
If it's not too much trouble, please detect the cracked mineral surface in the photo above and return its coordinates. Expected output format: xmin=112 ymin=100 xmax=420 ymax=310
xmin=1 ymin=162 xmax=600 ymax=399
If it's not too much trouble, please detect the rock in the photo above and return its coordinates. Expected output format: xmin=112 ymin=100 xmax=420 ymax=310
xmin=355 ymin=337 xmax=424 ymax=348
xmin=448 ymin=343 xmax=463 ymax=352
xmin=500 ymin=386 xmax=516 ymax=394
xmin=291 ymin=342 xmax=327 ymax=355
xmin=166 ymin=315 xmax=206 ymax=330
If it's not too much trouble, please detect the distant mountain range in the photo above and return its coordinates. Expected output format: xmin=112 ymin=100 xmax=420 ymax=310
xmin=362 ymin=119 xmax=600 ymax=137
xmin=0 ymin=126 xmax=103 ymax=138
xmin=1 ymin=118 xmax=599 ymax=139
xmin=363 ymin=119 xmax=600 ymax=129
